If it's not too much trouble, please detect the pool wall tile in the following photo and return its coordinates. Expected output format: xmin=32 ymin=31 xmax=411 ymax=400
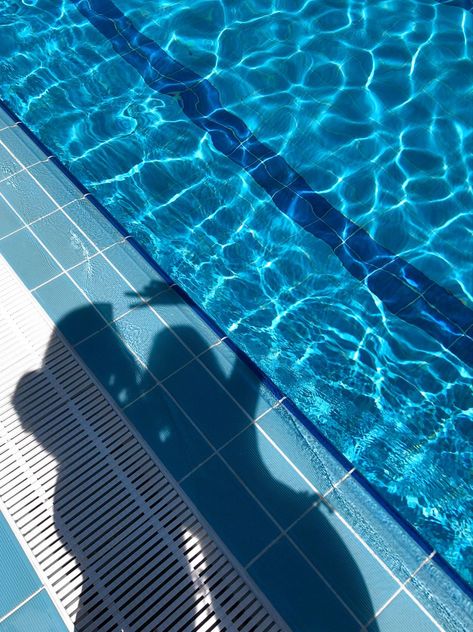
xmin=181 ymin=455 xmax=280 ymax=565
xmin=408 ymin=558 xmax=473 ymax=632
xmin=248 ymin=537 xmax=359 ymax=632
xmin=257 ymin=404 xmax=348 ymax=495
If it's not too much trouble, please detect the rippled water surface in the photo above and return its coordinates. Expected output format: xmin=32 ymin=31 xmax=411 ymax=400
xmin=0 ymin=0 xmax=472 ymax=585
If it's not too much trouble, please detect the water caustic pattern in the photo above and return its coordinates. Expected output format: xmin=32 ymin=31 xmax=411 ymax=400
xmin=0 ymin=0 xmax=472 ymax=585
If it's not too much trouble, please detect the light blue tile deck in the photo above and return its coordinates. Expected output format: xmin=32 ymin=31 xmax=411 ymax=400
xmin=65 ymin=198 xmax=124 ymax=249
xmin=0 ymin=513 xmax=41 ymax=620
xmin=288 ymin=500 xmax=398 ymax=624
xmin=32 ymin=211 xmax=98 ymax=269
xmin=0 ymin=589 xmax=68 ymax=632
xmin=369 ymin=591 xmax=439 ymax=632
xmin=221 ymin=425 xmax=315 ymax=528
xmin=181 ymin=455 xmax=280 ymax=566
xmin=125 ymin=385 xmax=212 ymax=480
xmin=34 ymin=274 xmax=105 ymax=344
xmin=0 ymin=170 xmax=58 ymax=223
xmin=329 ymin=476 xmax=429 ymax=582
xmin=0 ymin=126 xmax=47 ymax=168
xmin=164 ymin=359 xmax=251 ymax=447
xmin=0 ymin=197 xmax=23 ymax=238
xmin=248 ymin=537 xmax=359 ymax=632
xmin=0 ymin=228 xmax=60 ymax=288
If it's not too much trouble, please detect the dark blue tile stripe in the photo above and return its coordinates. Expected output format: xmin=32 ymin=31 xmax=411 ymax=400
xmin=1 ymin=96 xmax=472 ymax=601
xmin=70 ymin=0 xmax=473 ymax=368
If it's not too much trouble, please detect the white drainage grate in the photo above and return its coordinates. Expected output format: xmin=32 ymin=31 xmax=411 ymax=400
xmin=0 ymin=256 xmax=284 ymax=632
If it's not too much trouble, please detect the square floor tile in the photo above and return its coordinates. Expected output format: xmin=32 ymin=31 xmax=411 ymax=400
xmin=0 ymin=513 xmax=42 ymax=619
xmin=0 ymin=589 xmax=68 ymax=632
xmin=248 ymin=537 xmax=359 ymax=632
xmin=65 ymin=198 xmax=123 ymax=250
xmin=34 ymin=275 xmax=105 ymax=345
xmin=32 ymin=211 xmax=97 ymax=270
xmin=0 ymin=170 xmax=58 ymax=223
xmin=369 ymin=591 xmax=439 ymax=631
xmin=288 ymin=499 xmax=398 ymax=625
xmin=0 ymin=228 xmax=60 ymax=288
xmin=164 ymin=359 xmax=250 ymax=447
xmin=258 ymin=405 xmax=347 ymax=496
xmin=181 ymin=455 xmax=279 ymax=565
xmin=221 ymin=426 xmax=315 ymax=528
xmin=115 ymin=306 xmax=193 ymax=381
xmin=125 ymin=385 xmax=212 ymax=480
xmin=0 ymin=196 xmax=23 ymax=238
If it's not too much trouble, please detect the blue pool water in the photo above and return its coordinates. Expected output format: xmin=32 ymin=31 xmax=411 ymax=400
xmin=0 ymin=0 xmax=472 ymax=585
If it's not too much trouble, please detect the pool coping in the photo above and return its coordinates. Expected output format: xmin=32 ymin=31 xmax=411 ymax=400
xmin=1 ymin=96 xmax=471 ymax=607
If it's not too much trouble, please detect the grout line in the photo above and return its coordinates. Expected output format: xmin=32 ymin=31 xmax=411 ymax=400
xmin=0 ymin=132 xmax=448 ymax=629
xmin=362 ymin=551 xmax=439 ymax=631
xmin=0 ymin=154 xmax=53 ymax=186
xmin=0 ymin=121 xmax=20 ymax=133
xmin=323 ymin=467 xmax=356 ymax=498
xmin=0 ymin=586 xmax=45 ymax=624
xmin=0 ymin=193 xmax=88 ymax=243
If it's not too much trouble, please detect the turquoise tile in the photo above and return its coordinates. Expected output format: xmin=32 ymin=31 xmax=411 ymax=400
xmin=70 ymin=254 xmax=144 ymax=320
xmin=0 ymin=126 xmax=46 ymax=168
xmin=65 ymin=199 xmax=123 ymax=249
xmin=105 ymin=240 xmax=168 ymax=296
xmin=75 ymin=324 xmax=150 ymax=407
xmin=0 ymin=143 xmax=22 ymax=179
xmin=369 ymin=591 xmax=439 ymax=632
xmin=34 ymin=275 xmax=105 ymax=345
xmin=28 ymin=161 xmax=82 ymax=208
xmin=181 ymin=455 xmax=279 ymax=565
xmin=288 ymin=499 xmax=398 ymax=625
xmin=408 ymin=559 xmax=473 ymax=632
xmin=145 ymin=288 xmax=220 ymax=354
xmin=125 ymin=385 xmax=212 ymax=480
xmin=0 ymin=513 xmax=41 ymax=619
xmin=0 ymin=228 xmax=60 ymax=288
xmin=0 ymin=589 xmax=68 ymax=631
xmin=0 ymin=170 xmax=58 ymax=222
xmin=115 ymin=305 xmax=193 ymax=380
xmin=200 ymin=342 xmax=275 ymax=417
xmin=32 ymin=212 xmax=97 ymax=269
xmin=248 ymin=537 xmax=359 ymax=632
xmin=258 ymin=405 xmax=347 ymax=495
xmin=328 ymin=476 xmax=427 ymax=582
xmin=0 ymin=197 xmax=23 ymax=238
xmin=0 ymin=107 xmax=15 ymax=129
xmin=164 ymin=359 xmax=250 ymax=447
xmin=221 ymin=426 xmax=315 ymax=528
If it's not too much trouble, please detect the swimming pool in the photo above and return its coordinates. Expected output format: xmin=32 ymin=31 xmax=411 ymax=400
xmin=1 ymin=0 xmax=472 ymax=587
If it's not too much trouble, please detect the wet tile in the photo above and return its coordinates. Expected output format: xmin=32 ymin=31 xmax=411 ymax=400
xmin=0 ymin=126 xmax=47 ymax=168
xmin=64 ymin=198 xmax=123 ymax=250
xmin=29 ymin=161 xmax=82 ymax=209
xmin=0 ymin=196 xmax=23 ymax=237
xmin=32 ymin=211 xmax=97 ymax=269
xmin=0 ymin=170 xmax=58 ymax=223
xmin=0 ymin=589 xmax=68 ymax=631
xmin=368 ymin=591 xmax=439 ymax=632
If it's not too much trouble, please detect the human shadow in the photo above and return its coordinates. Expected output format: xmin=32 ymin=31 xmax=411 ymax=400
xmin=13 ymin=286 xmax=380 ymax=631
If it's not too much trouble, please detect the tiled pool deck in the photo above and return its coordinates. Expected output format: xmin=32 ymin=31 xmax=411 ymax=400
xmin=0 ymin=102 xmax=472 ymax=631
